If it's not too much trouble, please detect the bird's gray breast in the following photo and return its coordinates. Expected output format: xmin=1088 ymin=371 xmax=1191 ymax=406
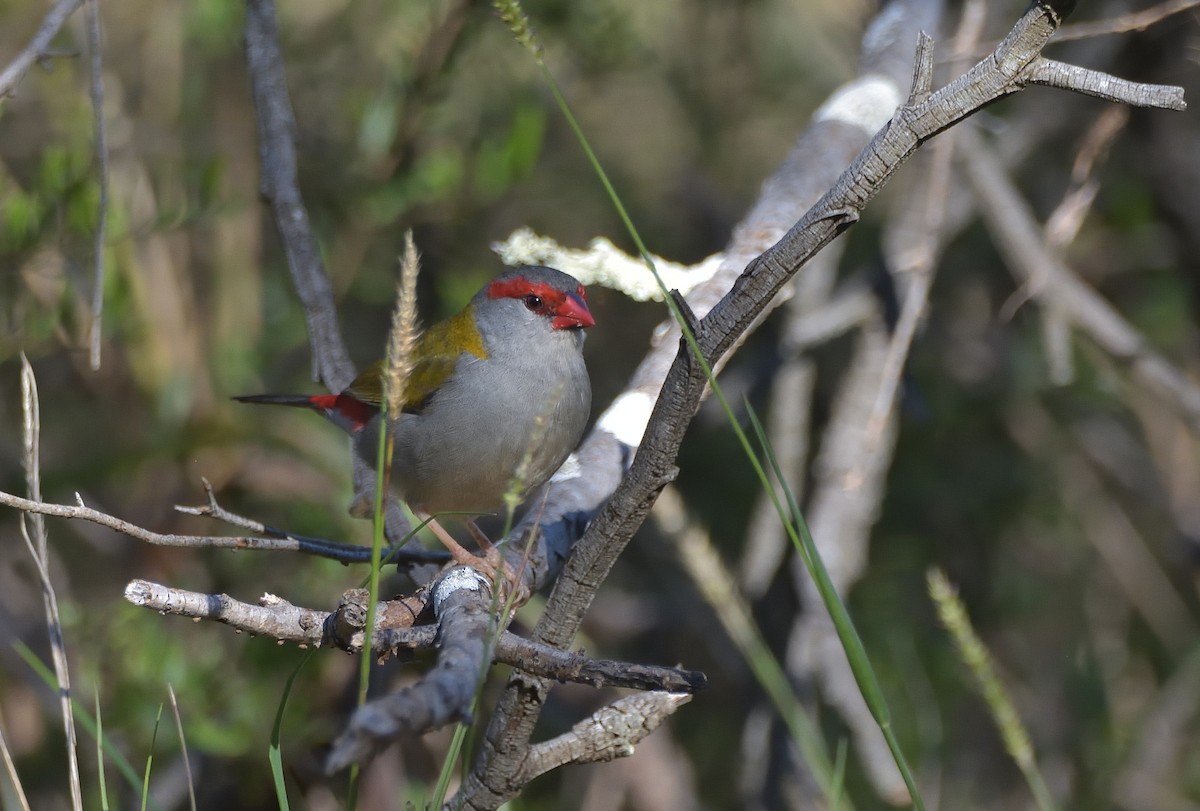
xmin=389 ymin=331 xmax=590 ymax=516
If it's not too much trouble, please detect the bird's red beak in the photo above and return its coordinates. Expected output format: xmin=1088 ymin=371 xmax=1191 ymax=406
xmin=552 ymin=292 xmax=596 ymax=330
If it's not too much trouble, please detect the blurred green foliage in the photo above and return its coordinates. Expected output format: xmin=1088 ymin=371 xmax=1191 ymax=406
xmin=1 ymin=0 xmax=1199 ymax=809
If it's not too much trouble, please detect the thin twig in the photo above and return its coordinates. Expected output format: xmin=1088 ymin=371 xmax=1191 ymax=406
xmin=0 ymin=0 xmax=84 ymax=98
xmin=175 ymin=478 xmax=446 ymax=564
xmin=86 ymin=0 xmax=107 ymax=370
xmin=166 ymin=685 xmax=197 ymax=811
xmin=0 ymin=487 xmax=448 ymax=565
xmin=1040 ymin=106 xmax=1127 ymax=383
xmin=1054 ymin=0 xmax=1200 ymax=42
xmin=0 ymin=705 xmax=32 ymax=811
xmin=19 ymin=357 xmax=83 ymax=811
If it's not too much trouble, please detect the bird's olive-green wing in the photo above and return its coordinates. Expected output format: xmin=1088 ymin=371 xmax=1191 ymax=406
xmin=343 ymin=304 xmax=488 ymax=413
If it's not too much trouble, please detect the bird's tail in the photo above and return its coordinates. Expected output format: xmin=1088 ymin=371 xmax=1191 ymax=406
xmin=233 ymin=392 xmax=375 ymax=432
xmin=233 ymin=393 xmax=329 ymax=409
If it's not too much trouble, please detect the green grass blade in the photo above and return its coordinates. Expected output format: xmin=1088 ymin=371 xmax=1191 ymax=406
xmin=746 ymin=406 xmax=885 ymax=713
xmin=269 ymin=650 xmax=313 ymax=811
xmin=831 ymin=738 xmax=848 ymax=811
xmin=497 ymin=4 xmax=926 ymax=807
xmin=431 ymin=717 xmax=472 ymax=808
xmin=495 ymin=6 xmax=865 ymax=802
xmin=747 ymin=404 xmax=926 ymax=810
xmin=670 ymin=509 xmax=837 ymax=794
xmin=350 ymin=238 xmax=419 ymax=804
xmin=14 ymin=642 xmax=157 ymax=809
xmin=140 ymin=702 xmax=164 ymax=811
xmin=346 ymin=378 xmax=394 ymax=811
xmin=95 ymin=690 xmax=109 ymax=811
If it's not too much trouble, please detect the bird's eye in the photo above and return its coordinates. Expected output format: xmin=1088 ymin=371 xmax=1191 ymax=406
xmin=523 ymin=294 xmax=542 ymax=311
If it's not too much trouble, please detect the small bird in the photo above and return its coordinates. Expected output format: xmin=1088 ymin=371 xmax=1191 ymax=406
xmin=236 ymin=265 xmax=595 ymax=589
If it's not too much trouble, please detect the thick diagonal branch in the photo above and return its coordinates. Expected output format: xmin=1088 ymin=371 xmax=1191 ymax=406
xmin=457 ymin=0 xmax=1188 ymax=806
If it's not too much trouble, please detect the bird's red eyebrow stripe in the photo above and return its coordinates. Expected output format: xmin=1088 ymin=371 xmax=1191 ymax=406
xmin=486 ymin=278 xmax=569 ymax=308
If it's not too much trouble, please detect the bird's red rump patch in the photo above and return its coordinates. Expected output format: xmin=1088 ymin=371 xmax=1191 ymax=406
xmin=314 ymin=393 xmax=377 ymax=432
